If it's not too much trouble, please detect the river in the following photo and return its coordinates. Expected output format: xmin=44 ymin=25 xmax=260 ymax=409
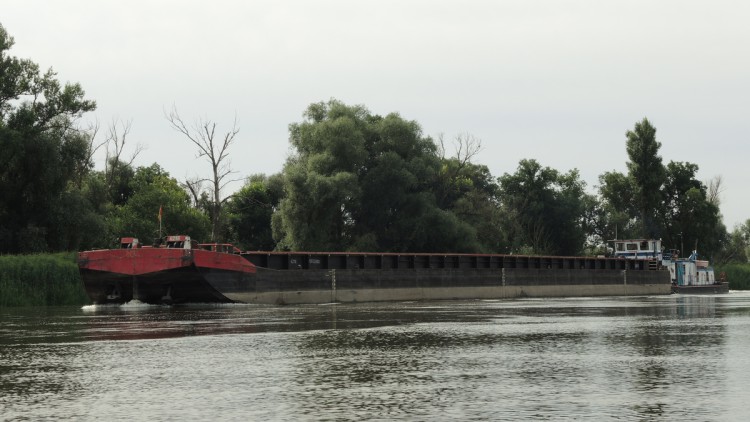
xmin=2 ymin=293 xmax=750 ymax=421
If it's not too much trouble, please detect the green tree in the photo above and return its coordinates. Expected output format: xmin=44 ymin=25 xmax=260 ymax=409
xmin=625 ymin=118 xmax=665 ymax=237
xmin=224 ymin=173 xmax=284 ymax=250
xmin=274 ymin=99 xmax=481 ymax=252
xmin=715 ymin=220 xmax=749 ymax=264
xmin=498 ymin=159 xmax=591 ymax=255
xmin=597 ymin=171 xmax=640 ymax=242
xmin=0 ymin=24 xmax=96 ymax=252
xmin=597 ymin=119 xmax=726 ymax=258
xmin=110 ymin=164 xmax=210 ymax=244
xmin=435 ymin=157 xmax=505 ymax=252
xmin=659 ymin=161 xmax=723 ymax=255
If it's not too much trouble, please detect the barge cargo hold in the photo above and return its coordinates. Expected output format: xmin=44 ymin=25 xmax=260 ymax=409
xmin=78 ymin=236 xmax=671 ymax=305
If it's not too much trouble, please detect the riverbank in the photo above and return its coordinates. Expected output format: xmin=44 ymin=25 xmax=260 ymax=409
xmin=0 ymin=253 xmax=88 ymax=307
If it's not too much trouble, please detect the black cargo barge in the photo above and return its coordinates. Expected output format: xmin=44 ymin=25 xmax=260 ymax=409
xmin=78 ymin=236 xmax=672 ymax=305
xmin=227 ymin=251 xmax=671 ymax=305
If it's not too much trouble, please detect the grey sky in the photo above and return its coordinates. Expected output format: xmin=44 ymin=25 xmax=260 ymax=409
xmin=4 ymin=1 xmax=748 ymax=229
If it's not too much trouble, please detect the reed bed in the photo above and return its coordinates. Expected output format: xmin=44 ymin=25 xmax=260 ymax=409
xmin=715 ymin=264 xmax=750 ymax=290
xmin=0 ymin=253 xmax=88 ymax=307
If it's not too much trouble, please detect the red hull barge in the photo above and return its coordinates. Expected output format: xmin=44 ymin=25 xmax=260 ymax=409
xmin=78 ymin=236 xmax=255 ymax=304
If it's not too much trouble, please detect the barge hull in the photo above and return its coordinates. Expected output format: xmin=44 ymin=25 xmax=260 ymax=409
xmin=78 ymin=247 xmax=254 ymax=304
xmin=220 ymin=267 xmax=671 ymax=305
xmin=79 ymin=266 xmax=236 ymax=304
xmin=79 ymin=245 xmax=672 ymax=305
xmin=671 ymin=283 xmax=729 ymax=294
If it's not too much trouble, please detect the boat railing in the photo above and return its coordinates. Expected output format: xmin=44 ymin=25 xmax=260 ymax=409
xmin=198 ymin=243 xmax=242 ymax=254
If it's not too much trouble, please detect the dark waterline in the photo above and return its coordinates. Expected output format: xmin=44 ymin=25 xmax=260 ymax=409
xmin=2 ymin=293 xmax=750 ymax=420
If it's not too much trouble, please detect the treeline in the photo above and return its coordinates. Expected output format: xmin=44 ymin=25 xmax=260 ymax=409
xmin=1 ymin=23 xmax=749 ymax=268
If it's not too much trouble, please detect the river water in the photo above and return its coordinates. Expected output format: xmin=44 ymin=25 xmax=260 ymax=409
xmin=2 ymin=293 xmax=750 ymax=421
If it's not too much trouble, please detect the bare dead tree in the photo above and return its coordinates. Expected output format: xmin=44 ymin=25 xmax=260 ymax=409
xmin=104 ymin=118 xmax=141 ymax=177
xmin=455 ymin=132 xmax=483 ymax=167
xmin=437 ymin=132 xmax=482 ymax=165
xmin=182 ymin=178 xmax=205 ymax=208
xmin=706 ymin=175 xmax=724 ymax=207
xmin=84 ymin=120 xmax=107 ymax=162
xmin=71 ymin=120 xmax=108 ymax=188
xmin=436 ymin=132 xmax=483 ymax=204
xmin=166 ymin=106 xmax=240 ymax=241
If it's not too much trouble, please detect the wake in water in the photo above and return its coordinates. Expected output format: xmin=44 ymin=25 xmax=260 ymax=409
xmin=81 ymin=300 xmax=163 ymax=312
xmin=80 ymin=301 xmax=264 ymax=312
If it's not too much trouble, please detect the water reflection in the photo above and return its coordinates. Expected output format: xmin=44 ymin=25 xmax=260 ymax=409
xmin=2 ymin=294 xmax=749 ymax=420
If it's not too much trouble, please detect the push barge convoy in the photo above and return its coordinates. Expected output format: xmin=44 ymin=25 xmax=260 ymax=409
xmin=611 ymin=239 xmax=728 ymax=294
xmin=78 ymin=236 xmax=675 ymax=305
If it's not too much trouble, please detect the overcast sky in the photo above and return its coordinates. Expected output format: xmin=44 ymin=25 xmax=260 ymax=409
xmin=3 ymin=1 xmax=749 ymax=229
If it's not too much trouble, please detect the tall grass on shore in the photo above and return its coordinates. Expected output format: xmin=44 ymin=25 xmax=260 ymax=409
xmin=0 ymin=253 xmax=88 ymax=307
xmin=716 ymin=264 xmax=750 ymax=290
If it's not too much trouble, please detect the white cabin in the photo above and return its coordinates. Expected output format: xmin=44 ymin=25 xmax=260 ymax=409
xmin=663 ymin=250 xmax=716 ymax=286
xmin=610 ymin=239 xmax=663 ymax=260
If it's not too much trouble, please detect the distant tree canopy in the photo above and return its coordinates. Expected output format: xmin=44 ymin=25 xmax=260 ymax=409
xmin=0 ymin=23 xmax=742 ymax=260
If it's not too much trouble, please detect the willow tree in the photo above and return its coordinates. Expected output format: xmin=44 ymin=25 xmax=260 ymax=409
xmin=273 ymin=99 xmax=480 ymax=252
xmin=166 ymin=107 xmax=239 ymax=241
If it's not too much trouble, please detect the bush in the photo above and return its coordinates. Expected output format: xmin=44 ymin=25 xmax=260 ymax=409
xmin=715 ymin=263 xmax=750 ymax=290
xmin=0 ymin=253 xmax=88 ymax=307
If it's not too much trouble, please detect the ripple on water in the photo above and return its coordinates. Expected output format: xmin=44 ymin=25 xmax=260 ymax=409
xmin=2 ymin=294 xmax=750 ymax=420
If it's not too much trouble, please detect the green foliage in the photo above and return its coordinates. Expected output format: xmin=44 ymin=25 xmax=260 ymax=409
xmin=625 ymin=117 xmax=665 ymax=236
xmin=224 ymin=174 xmax=284 ymax=250
xmin=498 ymin=159 xmax=590 ymax=255
xmin=437 ymin=160 xmax=505 ymax=253
xmin=0 ymin=23 xmax=96 ymax=253
xmin=110 ymin=164 xmax=211 ymax=244
xmin=274 ymin=99 xmax=483 ymax=253
xmin=714 ymin=220 xmax=750 ymax=265
xmin=658 ymin=161 xmax=724 ymax=257
xmin=597 ymin=171 xmax=639 ymax=240
xmin=106 ymin=157 xmax=136 ymax=206
xmin=715 ymin=263 xmax=750 ymax=290
xmin=597 ymin=118 xmax=726 ymax=259
xmin=0 ymin=252 xmax=88 ymax=307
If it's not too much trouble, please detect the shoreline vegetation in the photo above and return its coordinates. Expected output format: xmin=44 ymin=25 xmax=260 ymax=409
xmin=1 ymin=253 xmax=748 ymax=307
xmin=0 ymin=253 xmax=88 ymax=307
xmin=716 ymin=264 xmax=750 ymax=290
